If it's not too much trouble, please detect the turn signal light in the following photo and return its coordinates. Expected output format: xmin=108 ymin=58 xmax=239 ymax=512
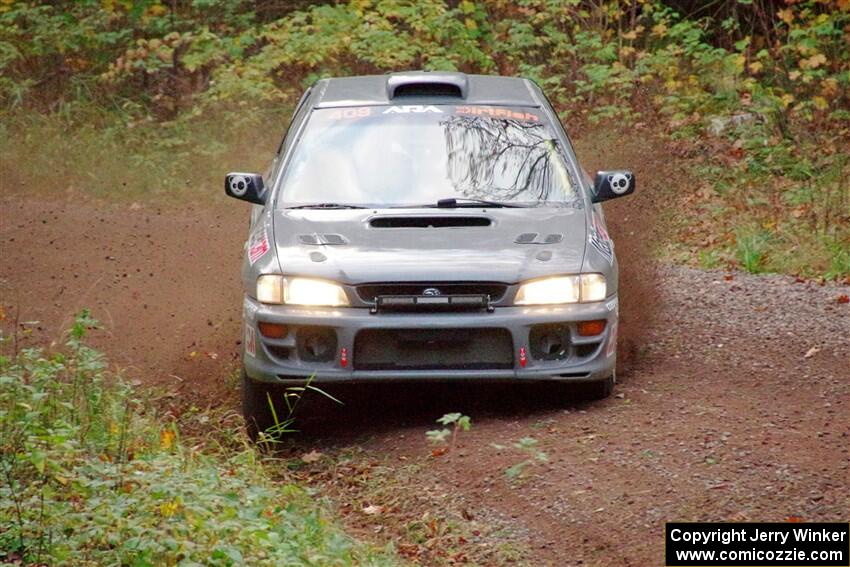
xmin=577 ymin=320 xmax=607 ymax=337
xmin=258 ymin=322 xmax=287 ymax=339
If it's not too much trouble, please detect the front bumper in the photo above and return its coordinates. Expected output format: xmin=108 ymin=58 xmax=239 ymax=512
xmin=242 ymin=295 xmax=618 ymax=384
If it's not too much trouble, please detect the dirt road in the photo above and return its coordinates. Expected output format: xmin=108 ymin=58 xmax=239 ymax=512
xmin=2 ymin=130 xmax=848 ymax=565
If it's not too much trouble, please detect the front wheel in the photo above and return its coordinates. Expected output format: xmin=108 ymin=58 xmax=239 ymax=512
xmin=578 ymin=373 xmax=615 ymax=401
xmin=241 ymin=369 xmax=278 ymax=440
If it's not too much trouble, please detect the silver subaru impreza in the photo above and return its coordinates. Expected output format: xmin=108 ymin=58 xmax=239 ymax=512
xmin=225 ymin=72 xmax=636 ymax=432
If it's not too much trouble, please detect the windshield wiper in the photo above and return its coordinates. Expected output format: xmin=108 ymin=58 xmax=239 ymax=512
xmin=284 ymin=203 xmax=369 ymax=210
xmin=435 ymin=197 xmax=529 ymax=208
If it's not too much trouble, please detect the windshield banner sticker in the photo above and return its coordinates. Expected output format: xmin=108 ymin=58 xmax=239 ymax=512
xmin=590 ymin=210 xmax=614 ymax=264
xmin=248 ymin=229 xmax=270 ymax=265
xmin=383 ymin=105 xmax=442 ymax=114
xmin=454 ymin=106 xmax=540 ymax=121
xmin=327 ymin=105 xmax=540 ymax=122
xmin=327 ymin=107 xmax=372 ymax=120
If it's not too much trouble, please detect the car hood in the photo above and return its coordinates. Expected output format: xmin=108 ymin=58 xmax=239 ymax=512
xmin=272 ymin=207 xmax=587 ymax=284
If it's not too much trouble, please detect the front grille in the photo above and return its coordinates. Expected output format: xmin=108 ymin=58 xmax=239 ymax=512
xmin=373 ymin=294 xmax=491 ymax=313
xmin=356 ymin=282 xmax=507 ymax=303
xmin=354 ymin=328 xmax=513 ymax=371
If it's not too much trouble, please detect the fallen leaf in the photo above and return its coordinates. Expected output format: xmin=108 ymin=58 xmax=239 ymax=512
xmin=431 ymin=447 xmax=448 ymax=457
xmin=362 ymin=504 xmax=384 ymax=515
xmin=301 ymin=450 xmax=323 ymax=463
xmin=804 ymin=346 xmax=821 ymax=359
xmin=160 ymin=428 xmax=176 ymax=450
xmin=836 ymin=294 xmax=849 ymax=304
xmin=821 ymin=78 xmax=839 ymax=98
xmin=397 ymin=543 xmax=421 ymax=558
xmin=786 ymin=515 xmax=805 ymax=523
xmin=802 ymin=53 xmax=827 ymax=70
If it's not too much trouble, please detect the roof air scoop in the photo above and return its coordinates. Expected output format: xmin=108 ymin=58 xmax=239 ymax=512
xmin=387 ymin=72 xmax=468 ymax=99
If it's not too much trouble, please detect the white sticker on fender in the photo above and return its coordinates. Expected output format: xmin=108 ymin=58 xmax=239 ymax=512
xmin=589 ymin=209 xmax=614 ymax=265
xmin=243 ymin=299 xmax=258 ymax=318
xmin=245 ymin=324 xmax=256 ymax=357
xmin=606 ymin=321 xmax=618 ymax=357
xmin=248 ymin=229 xmax=270 ymax=265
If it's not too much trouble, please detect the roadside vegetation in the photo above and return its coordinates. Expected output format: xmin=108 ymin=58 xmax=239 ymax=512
xmin=2 ymin=0 xmax=847 ymax=276
xmin=0 ymin=312 xmax=398 ymax=566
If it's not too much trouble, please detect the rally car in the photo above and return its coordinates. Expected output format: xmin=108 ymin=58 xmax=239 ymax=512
xmin=225 ymin=72 xmax=635 ymax=432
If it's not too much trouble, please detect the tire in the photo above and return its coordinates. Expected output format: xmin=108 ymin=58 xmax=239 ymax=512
xmin=579 ymin=373 xmax=615 ymax=401
xmin=241 ymin=368 xmax=278 ymax=441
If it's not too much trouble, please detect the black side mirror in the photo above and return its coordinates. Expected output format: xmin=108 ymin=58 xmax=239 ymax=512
xmin=225 ymin=172 xmax=266 ymax=205
xmin=591 ymin=170 xmax=636 ymax=203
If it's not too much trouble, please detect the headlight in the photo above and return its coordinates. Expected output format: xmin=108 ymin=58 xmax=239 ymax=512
xmin=257 ymin=275 xmax=349 ymax=306
xmin=257 ymin=275 xmax=284 ymax=304
xmin=579 ymin=273 xmax=607 ymax=302
xmin=284 ymin=277 xmax=348 ymax=306
xmin=514 ymin=274 xmax=607 ymax=305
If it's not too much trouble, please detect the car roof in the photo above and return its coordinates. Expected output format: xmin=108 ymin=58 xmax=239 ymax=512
xmin=312 ymin=72 xmax=542 ymax=109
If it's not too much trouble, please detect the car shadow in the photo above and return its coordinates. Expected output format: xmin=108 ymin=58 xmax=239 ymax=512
xmin=273 ymin=381 xmax=604 ymax=448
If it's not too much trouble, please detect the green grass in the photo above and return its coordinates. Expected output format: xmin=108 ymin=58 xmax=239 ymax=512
xmin=671 ymin=123 xmax=850 ymax=279
xmin=0 ymin=104 xmax=285 ymax=203
xmin=734 ymin=227 xmax=770 ymax=274
xmin=0 ymin=311 xmax=399 ymax=566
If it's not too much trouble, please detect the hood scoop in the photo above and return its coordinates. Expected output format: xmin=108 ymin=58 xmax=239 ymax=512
xmin=369 ymin=216 xmax=491 ymax=229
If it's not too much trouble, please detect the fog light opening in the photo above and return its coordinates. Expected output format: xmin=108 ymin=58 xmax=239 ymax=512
xmin=529 ymin=324 xmax=570 ymax=361
xmin=258 ymin=322 xmax=288 ymax=339
xmin=540 ymin=332 xmax=564 ymax=355
xmin=296 ymin=327 xmax=338 ymax=363
xmin=577 ymin=319 xmax=607 ymax=337
xmin=305 ymin=335 xmax=329 ymax=358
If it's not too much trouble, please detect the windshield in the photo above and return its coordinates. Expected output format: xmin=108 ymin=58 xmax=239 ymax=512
xmin=275 ymin=105 xmax=582 ymax=208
